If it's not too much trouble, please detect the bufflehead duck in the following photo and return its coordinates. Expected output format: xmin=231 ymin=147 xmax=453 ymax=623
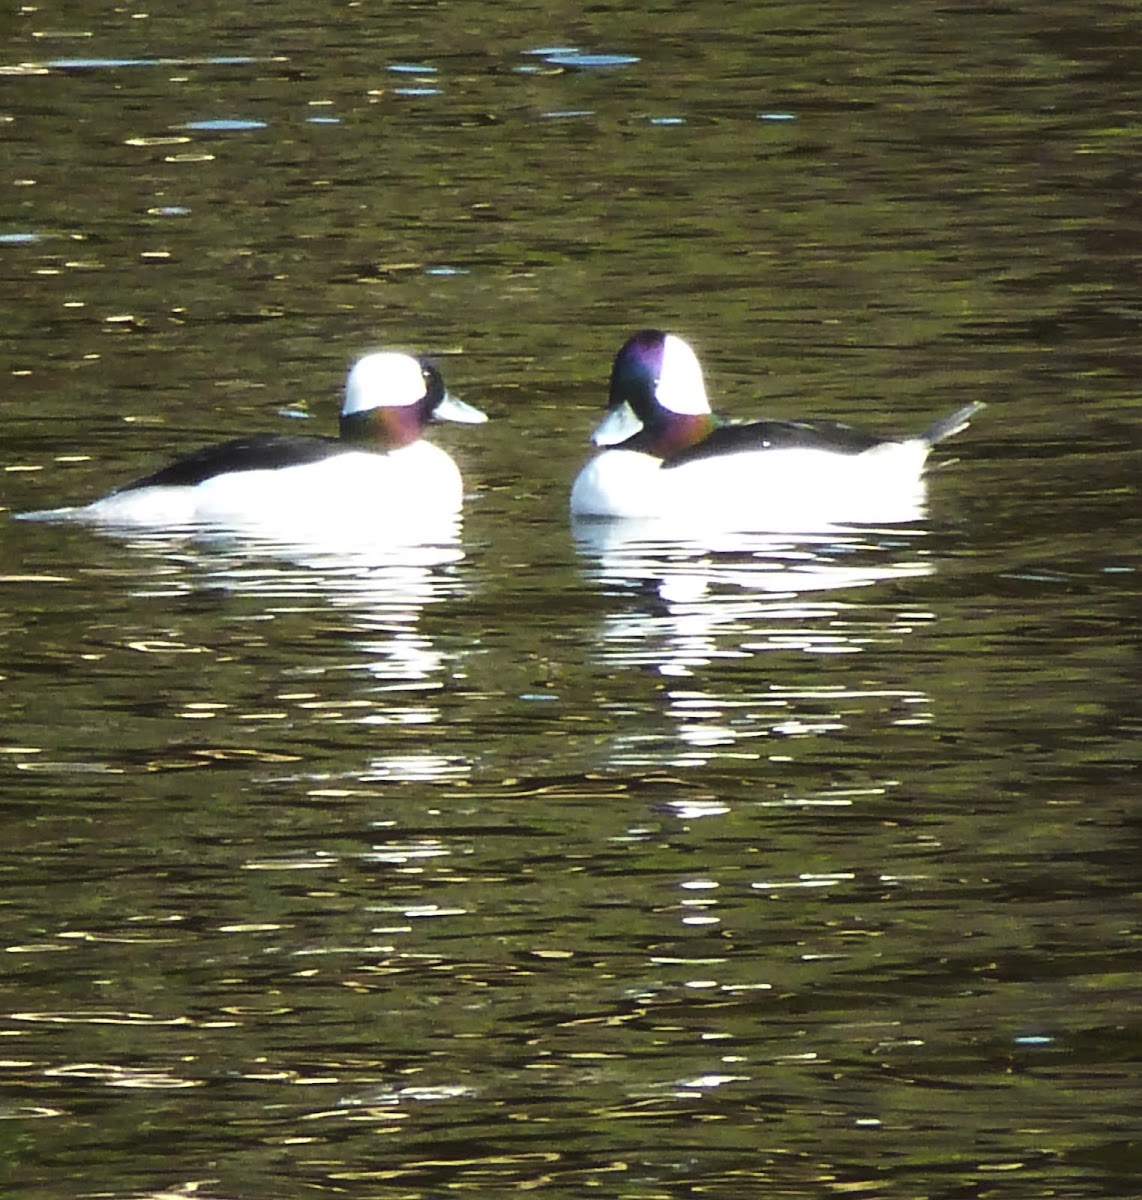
xmin=570 ymin=330 xmax=984 ymax=529
xmin=18 ymin=351 xmax=488 ymax=535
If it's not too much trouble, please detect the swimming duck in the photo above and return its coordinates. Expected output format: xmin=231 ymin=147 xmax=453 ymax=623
xmin=570 ymin=330 xmax=983 ymax=528
xmin=18 ymin=351 xmax=487 ymax=533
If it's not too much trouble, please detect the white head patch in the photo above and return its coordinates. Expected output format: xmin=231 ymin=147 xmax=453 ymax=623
xmin=343 ymin=352 xmax=427 ymax=415
xmin=654 ymin=334 xmax=710 ymax=416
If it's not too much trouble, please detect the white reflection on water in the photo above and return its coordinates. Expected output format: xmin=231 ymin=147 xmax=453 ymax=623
xmin=574 ymin=518 xmax=934 ymax=666
xmin=361 ymin=754 xmax=469 ymax=780
xmin=87 ymin=523 xmax=474 ymax=781
xmin=574 ymin=519 xmax=937 ymax=767
xmin=575 ymin=518 xmax=931 ymax=603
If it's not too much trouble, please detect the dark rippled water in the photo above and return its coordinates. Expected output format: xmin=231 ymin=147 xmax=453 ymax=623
xmin=2 ymin=4 xmax=1139 ymax=1199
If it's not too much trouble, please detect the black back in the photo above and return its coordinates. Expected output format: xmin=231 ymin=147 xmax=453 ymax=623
xmin=114 ymin=434 xmax=347 ymax=493
xmin=663 ymin=419 xmax=886 ymax=468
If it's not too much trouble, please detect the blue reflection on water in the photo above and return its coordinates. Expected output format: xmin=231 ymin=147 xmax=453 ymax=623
xmin=0 ymin=232 xmax=41 ymax=244
xmin=183 ymin=119 xmax=267 ymax=131
xmin=49 ymin=58 xmax=160 ymax=69
xmin=520 ymin=47 xmax=640 ymax=70
xmin=48 ymin=56 xmax=261 ymax=69
xmin=544 ymin=52 xmax=640 ymax=69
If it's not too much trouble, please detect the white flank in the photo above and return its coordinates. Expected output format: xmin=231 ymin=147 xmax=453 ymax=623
xmin=69 ymin=443 xmax=465 ymax=538
xmin=570 ymin=440 xmax=931 ymax=530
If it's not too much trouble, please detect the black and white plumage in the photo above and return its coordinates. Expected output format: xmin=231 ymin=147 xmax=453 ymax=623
xmin=19 ymin=351 xmax=487 ymax=538
xmin=570 ymin=330 xmax=983 ymax=528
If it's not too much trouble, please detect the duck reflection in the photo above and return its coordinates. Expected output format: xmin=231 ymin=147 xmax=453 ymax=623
xmin=573 ymin=517 xmax=936 ymax=768
xmin=92 ymin=521 xmax=473 ymax=782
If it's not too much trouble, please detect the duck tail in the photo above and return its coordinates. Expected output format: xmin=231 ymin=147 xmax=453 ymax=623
xmin=920 ymin=401 xmax=985 ymax=447
xmin=10 ymin=506 xmax=82 ymax=522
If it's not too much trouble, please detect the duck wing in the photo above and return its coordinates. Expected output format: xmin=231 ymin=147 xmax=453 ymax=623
xmin=664 ymin=419 xmax=884 ymax=468
xmin=114 ymin=434 xmax=345 ymax=493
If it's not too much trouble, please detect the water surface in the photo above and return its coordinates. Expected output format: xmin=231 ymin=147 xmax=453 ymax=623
xmin=1 ymin=2 xmax=1139 ymax=1198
